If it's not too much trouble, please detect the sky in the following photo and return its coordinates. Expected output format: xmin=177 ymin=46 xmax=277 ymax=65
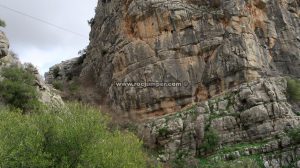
xmin=0 ymin=0 xmax=98 ymax=75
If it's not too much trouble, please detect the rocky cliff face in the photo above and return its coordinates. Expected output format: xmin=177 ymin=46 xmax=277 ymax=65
xmin=140 ymin=77 xmax=300 ymax=166
xmin=48 ymin=0 xmax=300 ymax=121
xmin=46 ymin=0 xmax=300 ymax=165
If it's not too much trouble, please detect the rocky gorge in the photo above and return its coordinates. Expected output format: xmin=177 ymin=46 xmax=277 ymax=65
xmin=45 ymin=0 xmax=300 ymax=167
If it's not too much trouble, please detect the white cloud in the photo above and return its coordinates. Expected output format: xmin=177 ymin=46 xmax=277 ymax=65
xmin=16 ymin=46 xmax=79 ymax=75
xmin=0 ymin=0 xmax=97 ymax=74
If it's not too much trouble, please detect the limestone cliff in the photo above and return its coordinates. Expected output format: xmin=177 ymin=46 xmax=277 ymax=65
xmin=45 ymin=0 xmax=300 ymax=166
xmin=141 ymin=77 xmax=300 ymax=166
xmin=47 ymin=0 xmax=300 ymax=120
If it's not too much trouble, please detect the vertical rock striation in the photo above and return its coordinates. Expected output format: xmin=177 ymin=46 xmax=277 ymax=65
xmin=67 ymin=0 xmax=299 ymax=120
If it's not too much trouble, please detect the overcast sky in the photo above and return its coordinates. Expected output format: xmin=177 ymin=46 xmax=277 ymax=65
xmin=0 ymin=0 xmax=97 ymax=75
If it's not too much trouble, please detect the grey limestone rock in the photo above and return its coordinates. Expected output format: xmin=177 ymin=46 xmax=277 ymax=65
xmin=46 ymin=0 xmax=300 ymax=120
xmin=141 ymin=77 xmax=300 ymax=160
xmin=0 ymin=31 xmax=9 ymax=59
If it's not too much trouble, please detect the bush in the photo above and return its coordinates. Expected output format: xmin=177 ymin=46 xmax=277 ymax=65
xmin=0 ymin=19 xmax=5 ymax=27
xmin=200 ymin=128 xmax=220 ymax=154
xmin=69 ymin=82 xmax=79 ymax=92
xmin=0 ymin=66 xmax=41 ymax=112
xmin=0 ymin=103 xmax=149 ymax=168
xmin=52 ymin=80 xmax=64 ymax=90
xmin=287 ymin=79 xmax=300 ymax=101
xmin=288 ymin=126 xmax=300 ymax=143
xmin=0 ymin=108 xmax=52 ymax=167
xmin=52 ymin=66 xmax=60 ymax=78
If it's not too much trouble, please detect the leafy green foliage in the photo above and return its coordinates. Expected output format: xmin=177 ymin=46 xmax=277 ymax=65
xmin=200 ymin=128 xmax=220 ymax=154
xmin=0 ymin=19 xmax=5 ymax=27
xmin=52 ymin=66 xmax=60 ymax=78
xmin=0 ymin=66 xmax=41 ymax=112
xmin=158 ymin=127 xmax=169 ymax=137
xmin=0 ymin=103 xmax=149 ymax=168
xmin=0 ymin=108 xmax=52 ymax=167
xmin=52 ymin=80 xmax=64 ymax=90
xmin=288 ymin=126 xmax=300 ymax=143
xmin=69 ymin=82 xmax=79 ymax=92
xmin=287 ymin=79 xmax=300 ymax=101
xmin=172 ymin=150 xmax=192 ymax=168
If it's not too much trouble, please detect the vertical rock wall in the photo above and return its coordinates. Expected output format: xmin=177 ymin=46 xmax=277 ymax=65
xmin=77 ymin=0 xmax=300 ymax=120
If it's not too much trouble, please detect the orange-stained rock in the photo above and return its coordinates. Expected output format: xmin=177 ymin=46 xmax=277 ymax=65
xmin=46 ymin=0 xmax=300 ymax=121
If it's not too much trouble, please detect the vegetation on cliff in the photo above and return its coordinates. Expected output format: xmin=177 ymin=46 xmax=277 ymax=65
xmin=0 ymin=66 xmax=151 ymax=168
xmin=200 ymin=128 xmax=220 ymax=154
xmin=199 ymin=157 xmax=260 ymax=168
xmin=288 ymin=126 xmax=300 ymax=144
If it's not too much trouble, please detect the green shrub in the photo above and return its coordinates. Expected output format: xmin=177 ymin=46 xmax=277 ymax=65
xmin=76 ymin=51 xmax=87 ymax=65
xmin=69 ymin=82 xmax=79 ymax=92
xmin=200 ymin=128 xmax=220 ymax=154
xmin=288 ymin=126 xmax=300 ymax=143
xmin=0 ymin=66 xmax=41 ymax=112
xmin=0 ymin=103 xmax=148 ymax=168
xmin=0 ymin=108 xmax=52 ymax=167
xmin=52 ymin=66 xmax=60 ymax=78
xmin=0 ymin=19 xmax=5 ymax=27
xmin=52 ymin=80 xmax=64 ymax=90
xmin=287 ymin=79 xmax=300 ymax=101
xmin=158 ymin=127 xmax=169 ymax=137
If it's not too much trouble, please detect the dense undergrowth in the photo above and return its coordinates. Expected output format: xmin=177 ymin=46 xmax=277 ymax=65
xmin=0 ymin=103 xmax=150 ymax=168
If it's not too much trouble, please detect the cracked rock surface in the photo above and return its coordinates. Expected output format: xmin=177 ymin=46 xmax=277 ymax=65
xmin=47 ymin=0 xmax=300 ymax=120
xmin=140 ymin=77 xmax=300 ymax=163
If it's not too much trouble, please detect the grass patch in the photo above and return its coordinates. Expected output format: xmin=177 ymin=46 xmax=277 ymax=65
xmin=218 ymin=141 xmax=266 ymax=155
xmin=199 ymin=157 xmax=260 ymax=168
xmin=198 ymin=142 xmax=266 ymax=168
xmin=251 ymin=154 xmax=264 ymax=168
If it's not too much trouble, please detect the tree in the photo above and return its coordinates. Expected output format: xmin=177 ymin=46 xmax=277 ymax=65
xmin=0 ymin=19 xmax=6 ymax=27
xmin=0 ymin=66 xmax=40 ymax=112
